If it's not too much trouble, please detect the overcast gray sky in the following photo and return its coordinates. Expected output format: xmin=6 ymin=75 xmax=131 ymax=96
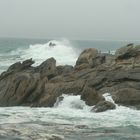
xmin=0 ymin=0 xmax=140 ymax=40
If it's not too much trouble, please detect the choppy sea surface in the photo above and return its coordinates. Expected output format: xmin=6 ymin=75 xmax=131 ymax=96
xmin=0 ymin=38 xmax=140 ymax=140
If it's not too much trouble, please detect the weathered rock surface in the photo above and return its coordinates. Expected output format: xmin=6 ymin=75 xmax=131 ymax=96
xmin=115 ymin=44 xmax=140 ymax=60
xmin=75 ymin=48 xmax=98 ymax=66
xmin=36 ymin=57 xmax=57 ymax=80
xmin=0 ymin=44 xmax=140 ymax=111
xmin=56 ymin=65 xmax=73 ymax=75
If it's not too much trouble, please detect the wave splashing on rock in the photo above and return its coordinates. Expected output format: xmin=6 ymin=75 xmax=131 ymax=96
xmin=11 ymin=39 xmax=78 ymax=66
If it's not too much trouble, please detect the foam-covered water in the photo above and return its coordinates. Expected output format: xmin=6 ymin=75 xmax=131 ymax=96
xmin=0 ymin=95 xmax=140 ymax=139
xmin=11 ymin=39 xmax=78 ymax=66
xmin=0 ymin=39 xmax=79 ymax=73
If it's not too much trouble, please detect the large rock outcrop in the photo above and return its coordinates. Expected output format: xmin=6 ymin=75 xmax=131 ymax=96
xmin=0 ymin=44 xmax=140 ymax=111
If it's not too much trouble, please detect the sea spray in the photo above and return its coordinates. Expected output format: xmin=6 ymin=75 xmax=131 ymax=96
xmin=54 ymin=94 xmax=88 ymax=110
xmin=19 ymin=39 xmax=78 ymax=66
xmin=0 ymin=39 xmax=79 ymax=73
xmin=103 ymin=93 xmax=115 ymax=104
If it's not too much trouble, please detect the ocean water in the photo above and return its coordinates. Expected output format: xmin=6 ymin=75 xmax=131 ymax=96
xmin=0 ymin=38 xmax=140 ymax=140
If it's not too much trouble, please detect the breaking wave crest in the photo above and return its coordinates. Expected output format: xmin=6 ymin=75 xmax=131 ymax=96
xmin=0 ymin=39 xmax=79 ymax=73
xmin=11 ymin=39 xmax=79 ymax=66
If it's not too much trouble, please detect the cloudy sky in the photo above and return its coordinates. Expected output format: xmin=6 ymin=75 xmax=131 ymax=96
xmin=0 ymin=0 xmax=140 ymax=40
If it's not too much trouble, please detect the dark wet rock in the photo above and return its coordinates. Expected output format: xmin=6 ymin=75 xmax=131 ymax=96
xmin=37 ymin=57 xmax=57 ymax=80
xmin=91 ymin=101 xmax=116 ymax=113
xmin=7 ymin=62 xmax=22 ymax=72
xmin=81 ymin=85 xmax=105 ymax=106
xmin=49 ymin=42 xmax=56 ymax=47
xmin=0 ymin=59 xmax=35 ymax=80
xmin=22 ymin=58 xmax=35 ymax=69
xmin=8 ymin=58 xmax=34 ymax=72
xmin=112 ymin=88 xmax=140 ymax=109
xmin=115 ymin=44 xmax=140 ymax=68
xmin=75 ymin=125 xmax=88 ymax=129
xmin=115 ymin=44 xmax=136 ymax=60
xmin=0 ymin=72 xmax=46 ymax=106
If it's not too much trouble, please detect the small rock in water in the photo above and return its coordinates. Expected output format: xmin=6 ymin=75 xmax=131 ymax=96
xmin=75 ymin=125 xmax=88 ymax=129
xmin=91 ymin=101 xmax=116 ymax=113
xmin=47 ymin=134 xmax=64 ymax=140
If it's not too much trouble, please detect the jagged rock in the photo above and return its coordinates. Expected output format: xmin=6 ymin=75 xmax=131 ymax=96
xmin=0 ymin=72 xmax=42 ymax=106
xmin=22 ymin=58 xmax=35 ymax=68
xmin=115 ymin=44 xmax=140 ymax=60
xmin=81 ymin=85 xmax=105 ymax=106
xmin=75 ymin=48 xmax=98 ymax=67
xmin=37 ymin=57 xmax=57 ymax=80
xmin=7 ymin=62 xmax=22 ymax=71
xmin=114 ymin=45 xmax=140 ymax=69
xmin=112 ymin=88 xmax=140 ymax=109
xmin=0 ymin=59 xmax=35 ymax=80
xmin=7 ymin=58 xmax=34 ymax=72
xmin=49 ymin=42 xmax=56 ymax=47
xmin=0 ymin=44 xmax=140 ymax=111
xmin=91 ymin=101 xmax=116 ymax=112
xmin=75 ymin=48 xmax=112 ymax=70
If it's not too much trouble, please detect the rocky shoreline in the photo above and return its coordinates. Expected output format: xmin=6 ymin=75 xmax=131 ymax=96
xmin=0 ymin=44 xmax=140 ymax=112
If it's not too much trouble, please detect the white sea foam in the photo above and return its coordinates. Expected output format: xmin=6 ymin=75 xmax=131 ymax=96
xmin=11 ymin=39 xmax=78 ymax=66
xmin=0 ymin=95 xmax=140 ymax=129
xmin=54 ymin=94 xmax=90 ymax=110
xmin=0 ymin=39 xmax=79 ymax=74
xmin=103 ymin=93 xmax=115 ymax=104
